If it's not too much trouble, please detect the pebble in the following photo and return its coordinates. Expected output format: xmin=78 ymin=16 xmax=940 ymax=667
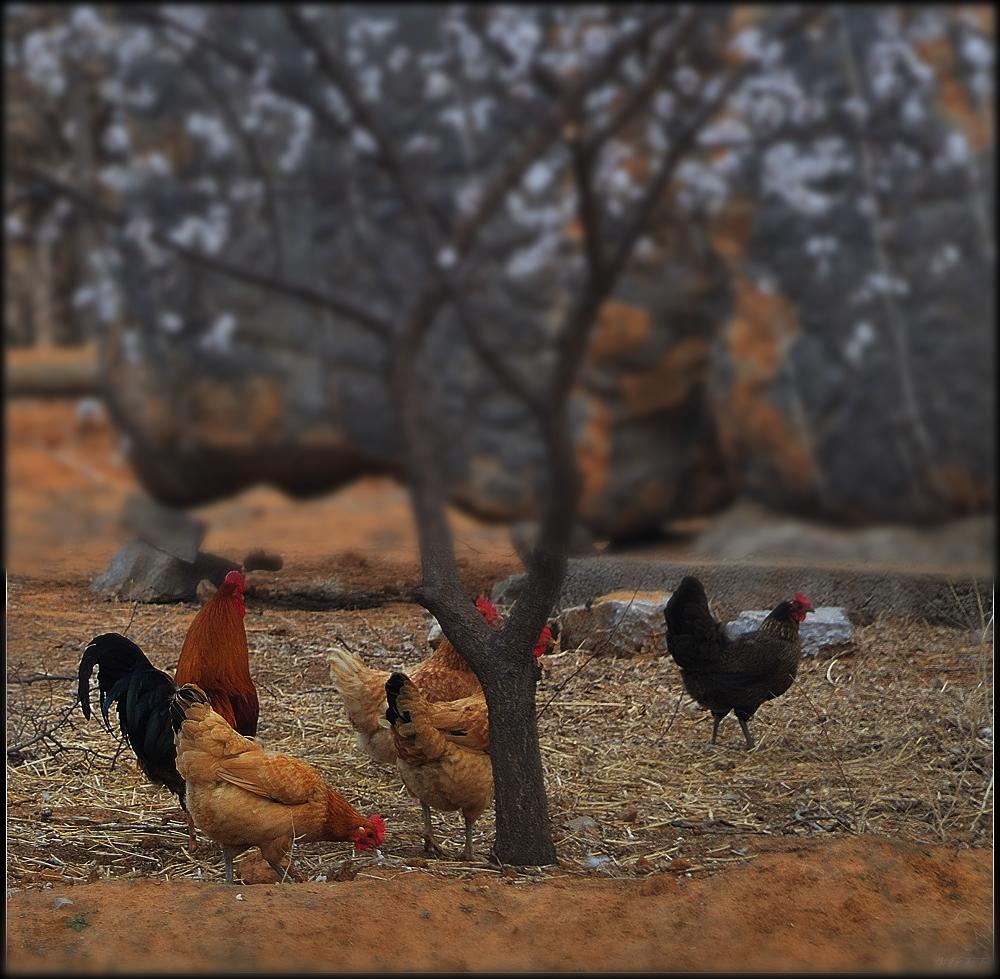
xmin=52 ymin=897 xmax=74 ymax=910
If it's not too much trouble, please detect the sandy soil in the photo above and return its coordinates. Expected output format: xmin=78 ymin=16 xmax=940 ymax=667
xmin=6 ymin=838 xmax=993 ymax=973
xmin=5 ymin=399 xmax=995 ymax=974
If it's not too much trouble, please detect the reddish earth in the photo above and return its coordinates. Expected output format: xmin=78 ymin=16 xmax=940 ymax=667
xmin=5 ymin=399 xmax=994 ymax=973
xmin=6 ymin=838 xmax=993 ymax=974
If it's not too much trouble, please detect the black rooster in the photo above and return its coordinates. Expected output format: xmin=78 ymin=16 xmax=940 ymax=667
xmin=664 ymin=576 xmax=814 ymax=749
xmin=77 ymin=633 xmax=191 ymax=842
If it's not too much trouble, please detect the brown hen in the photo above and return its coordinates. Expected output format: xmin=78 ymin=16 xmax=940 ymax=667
xmin=171 ymin=683 xmax=385 ymax=883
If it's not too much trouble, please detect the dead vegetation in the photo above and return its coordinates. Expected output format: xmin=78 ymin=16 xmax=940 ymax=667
xmin=5 ymin=578 xmax=993 ymax=889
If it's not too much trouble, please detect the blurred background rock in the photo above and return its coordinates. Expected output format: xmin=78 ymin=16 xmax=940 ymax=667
xmin=5 ymin=5 xmax=994 ymax=582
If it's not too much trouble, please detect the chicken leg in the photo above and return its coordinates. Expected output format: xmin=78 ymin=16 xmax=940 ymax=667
xmin=710 ymin=712 xmax=727 ymax=744
xmin=736 ymin=713 xmax=755 ymax=750
xmin=422 ymin=802 xmax=445 ymax=858
xmin=462 ymin=814 xmax=476 ymax=862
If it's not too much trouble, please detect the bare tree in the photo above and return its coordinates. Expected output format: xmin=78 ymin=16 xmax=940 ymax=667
xmin=11 ymin=4 xmax=921 ymax=864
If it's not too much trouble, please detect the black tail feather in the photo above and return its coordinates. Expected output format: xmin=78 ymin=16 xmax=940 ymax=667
xmin=664 ymin=576 xmax=728 ymax=670
xmin=78 ymin=633 xmax=154 ymax=729
xmin=77 ymin=633 xmax=183 ymax=799
xmin=384 ymin=672 xmax=409 ymax=725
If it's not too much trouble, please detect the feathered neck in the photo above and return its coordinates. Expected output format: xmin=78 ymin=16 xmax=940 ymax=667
xmin=758 ymin=604 xmax=802 ymax=644
xmin=322 ymin=788 xmax=368 ymax=842
xmin=176 ymin=592 xmax=251 ymax=687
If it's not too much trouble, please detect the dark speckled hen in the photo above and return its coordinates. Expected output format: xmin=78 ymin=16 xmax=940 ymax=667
xmin=664 ymin=576 xmax=814 ymax=749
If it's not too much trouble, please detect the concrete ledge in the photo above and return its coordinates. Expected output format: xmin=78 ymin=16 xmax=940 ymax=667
xmin=493 ymin=557 xmax=993 ymax=628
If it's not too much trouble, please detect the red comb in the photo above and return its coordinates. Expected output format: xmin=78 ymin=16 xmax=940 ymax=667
xmin=794 ymin=593 xmax=812 ymax=606
xmin=475 ymin=595 xmax=500 ymax=625
xmin=369 ymin=814 xmax=386 ymax=842
xmin=224 ymin=570 xmax=246 ymax=590
xmin=533 ymin=625 xmax=553 ymax=658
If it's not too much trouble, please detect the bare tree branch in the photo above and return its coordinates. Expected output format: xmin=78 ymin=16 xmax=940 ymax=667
xmin=583 ymin=9 xmax=700 ymax=154
xmin=10 ymin=165 xmax=392 ymax=340
xmin=606 ymin=6 xmax=829 ymax=286
xmin=568 ymin=134 xmax=605 ymax=283
xmin=118 ymin=7 xmax=354 ymax=145
xmin=500 ymin=8 xmax=830 ymax=659
xmin=283 ymin=5 xmax=449 ymax=254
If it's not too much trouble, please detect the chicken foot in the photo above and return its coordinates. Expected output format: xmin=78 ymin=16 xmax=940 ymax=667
xmin=265 ymin=856 xmax=301 ymax=883
xmin=421 ymin=802 xmax=446 ymax=858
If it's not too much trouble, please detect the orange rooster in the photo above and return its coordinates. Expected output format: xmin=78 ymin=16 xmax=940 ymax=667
xmin=171 ymin=683 xmax=386 ymax=883
xmin=174 ymin=572 xmax=258 ymax=734
xmin=327 ymin=596 xmax=555 ymax=765
xmin=385 ymin=672 xmax=493 ymax=861
xmin=77 ymin=570 xmax=257 ymax=845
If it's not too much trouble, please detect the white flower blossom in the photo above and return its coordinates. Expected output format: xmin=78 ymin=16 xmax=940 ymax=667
xmin=387 ymin=45 xmax=410 ymax=72
xmin=167 ymin=205 xmax=229 ymax=255
xmin=523 ymin=160 xmax=556 ymax=194
xmin=200 ymin=312 xmax=238 ymax=352
xmin=351 ymin=126 xmax=377 ymax=154
xmin=424 ymin=71 xmax=451 ymax=99
xmin=762 ymin=139 xmax=852 ymax=217
xmin=930 ymin=243 xmax=961 ymax=276
xmin=279 ymin=105 xmax=313 ymax=174
xmin=158 ymin=311 xmax=183 ymax=334
xmin=185 ymin=113 xmax=233 ymax=160
xmin=122 ymin=330 xmax=144 ymax=365
xmin=844 ymin=321 xmax=875 ymax=365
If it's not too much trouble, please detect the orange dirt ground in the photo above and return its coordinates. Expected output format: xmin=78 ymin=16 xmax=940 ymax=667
xmin=4 ymin=399 xmax=994 ymax=974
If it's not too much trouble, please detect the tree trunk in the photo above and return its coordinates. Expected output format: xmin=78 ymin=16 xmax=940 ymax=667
xmin=484 ymin=646 xmax=557 ymax=866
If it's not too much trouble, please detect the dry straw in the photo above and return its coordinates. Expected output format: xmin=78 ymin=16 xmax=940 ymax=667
xmin=7 ymin=595 xmax=993 ymax=888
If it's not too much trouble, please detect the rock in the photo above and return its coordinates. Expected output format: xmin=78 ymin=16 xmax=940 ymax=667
xmin=122 ymin=492 xmax=205 ymax=563
xmin=706 ymin=11 xmax=993 ymax=525
xmin=242 ymin=548 xmax=284 ymax=572
xmin=559 ymin=590 xmax=671 ymax=658
xmin=563 ymin=815 xmax=601 ymax=838
xmin=724 ymin=607 xmax=854 ymax=657
xmin=91 ymin=540 xmax=240 ymax=603
xmin=9 ymin=7 xmax=993 ymax=539
xmin=426 ymin=617 xmax=443 ymax=650
xmin=692 ymin=501 xmax=994 ymax=568
xmin=52 ymin=897 xmax=73 ymax=910
xmin=74 ymin=397 xmax=105 ymax=433
xmin=491 ymin=574 xmax=526 ymax=607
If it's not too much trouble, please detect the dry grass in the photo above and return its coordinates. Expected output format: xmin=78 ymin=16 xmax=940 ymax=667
xmin=6 ymin=582 xmax=994 ymax=889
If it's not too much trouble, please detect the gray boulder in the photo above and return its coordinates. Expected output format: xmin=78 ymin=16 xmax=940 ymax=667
xmin=91 ymin=539 xmax=239 ymax=603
